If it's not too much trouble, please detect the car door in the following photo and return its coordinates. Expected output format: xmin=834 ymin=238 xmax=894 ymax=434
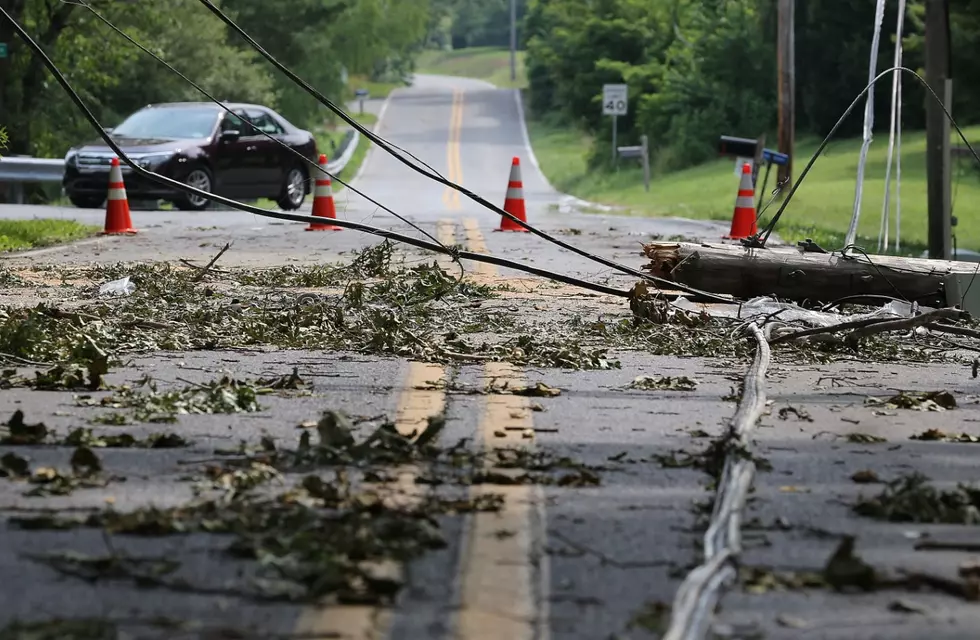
xmin=243 ymin=108 xmax=288 ymax=191
xmin=211 ymin=110 xmax=255 ymax=197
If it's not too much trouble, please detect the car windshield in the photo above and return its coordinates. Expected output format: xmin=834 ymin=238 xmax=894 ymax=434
xmin=111 ymin=106 xmax=220 ymax=140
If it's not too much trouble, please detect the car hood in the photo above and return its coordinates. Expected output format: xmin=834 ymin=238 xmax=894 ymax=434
xmin=72 ymin=137 xmax=202 ymax=154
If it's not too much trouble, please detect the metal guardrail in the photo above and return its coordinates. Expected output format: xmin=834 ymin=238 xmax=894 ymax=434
xmin=0 ymin=129 xmax=362 ymax=205
xmin=0 ymin=156 xmax=64 ymax=183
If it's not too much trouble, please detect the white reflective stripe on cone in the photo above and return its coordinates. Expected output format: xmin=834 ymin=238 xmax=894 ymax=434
xmin=506 ymin=187 xmax=524 ymax=199
xmin=735 ymin=196 xmax=754 ymax=208
xmin=108 ymin=188 xmax=127 ymax=200
xmin=314 ymin=182 xmax=332 ymax=198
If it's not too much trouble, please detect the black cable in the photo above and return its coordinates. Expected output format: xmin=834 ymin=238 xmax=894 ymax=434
xmin=749 ymin=66 xmax=980 ymax=248
xmin=1 ymin=6 xmax=739 ymax=305
xmin=193 ymin=0 xmax=703 ymax=292
xmin=0 ymin=7 xmax=718 ymax=304
xmin=68 ymin=0 xmax=451 ymax=258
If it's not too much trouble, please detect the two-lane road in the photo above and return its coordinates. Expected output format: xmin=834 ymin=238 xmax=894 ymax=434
xmin=3 ymin=72 xmax=980 ymax=640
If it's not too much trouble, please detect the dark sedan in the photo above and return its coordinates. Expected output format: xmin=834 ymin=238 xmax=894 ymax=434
xmin=63 ymin=102 xmax=319 ymax=211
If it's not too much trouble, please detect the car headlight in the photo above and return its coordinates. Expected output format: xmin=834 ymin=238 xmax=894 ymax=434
xmin=134 ymin=152 xmax=176 ymax=169
xmin=64 ymin=151 xmax=78 ymax=167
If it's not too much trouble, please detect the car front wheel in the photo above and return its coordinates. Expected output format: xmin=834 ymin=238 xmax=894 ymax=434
xmin=174 ymin=166 xmax=213 ymax=211
xmin=69 ymin=194 xmax=105 ymax=209
xmin=276 ymin=165 xmax=307 ymax=211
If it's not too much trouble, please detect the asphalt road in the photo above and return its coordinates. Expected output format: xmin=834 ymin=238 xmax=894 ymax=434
xmin=2 ymin=74 xmax=980 ymax=640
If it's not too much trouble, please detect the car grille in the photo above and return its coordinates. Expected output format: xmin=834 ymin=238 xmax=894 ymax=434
xmin=76 ymin=152 xmax=131 ymax=173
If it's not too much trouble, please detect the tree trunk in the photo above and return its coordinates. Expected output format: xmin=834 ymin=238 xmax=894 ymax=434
xmin=642 ymin=241 xmax=979 ymax=306
xmin=0 ymin=0 xmax=28 ymax=149
xmin=2 ymin=1 xmax=76 ymax=155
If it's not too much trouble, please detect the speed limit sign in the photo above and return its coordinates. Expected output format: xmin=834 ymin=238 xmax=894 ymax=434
xmin=602 ymin=84 xmax=628 ymax=116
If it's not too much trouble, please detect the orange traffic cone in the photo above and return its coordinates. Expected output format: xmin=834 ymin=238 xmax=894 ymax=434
xmin=100 ymin=157 xmax=137 ymax=235
xmin=724 ymin=162 xmax=758 ymax=240
xmin=496 ymin=156 xmax=530 ymax=232
xmin=306 ymin=154 xmax=342 ymax=231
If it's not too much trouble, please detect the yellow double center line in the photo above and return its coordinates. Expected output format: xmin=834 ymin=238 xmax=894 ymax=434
xmin=442 ymin=88 xmax=464 ymax=211
xmin=298 ymin=97 xmax=547 ymax=637
xmin=455 ymin=360 xmax=548 ymax=640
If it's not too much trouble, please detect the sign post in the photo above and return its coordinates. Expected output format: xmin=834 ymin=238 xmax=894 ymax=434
xmin=616 ymin=135 xmax=651 ymax=192
xmin=354 ymin=89 xmax=369 ymax=116
xmin=602 ymin=84 xmax=628 ymax=164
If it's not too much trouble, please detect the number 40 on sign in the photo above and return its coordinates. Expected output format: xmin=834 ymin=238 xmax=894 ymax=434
xmin=602 ymin=84 xmax=628 ymax=116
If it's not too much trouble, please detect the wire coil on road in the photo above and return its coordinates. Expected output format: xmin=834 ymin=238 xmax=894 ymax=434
xmin=663 ymin=323 xmax=772 ymax=640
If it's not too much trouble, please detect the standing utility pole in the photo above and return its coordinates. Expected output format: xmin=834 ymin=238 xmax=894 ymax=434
xmin=776 ymin=0 xmax=795 ymax=188
xmin=509 ymin=0 xmax=517 ymax=83
xmin=926 ymin=0 xmax=952 ymax=260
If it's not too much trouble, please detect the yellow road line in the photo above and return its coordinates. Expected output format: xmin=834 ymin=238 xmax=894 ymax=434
xmin=455 ymin=362 xmax=546 ymax=640
xmin=294 ymin=361 xmax=447 ymax=639
xmin=461 ymin=218 xmax=496 ymax=279
xmin=442 ymin=88 xmax=464 ymax=211
xmin=437 ymin=218 xmax=457 ymax=272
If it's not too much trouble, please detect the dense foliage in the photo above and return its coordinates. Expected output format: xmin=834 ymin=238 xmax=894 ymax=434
xmin=0 ymin=0 xmax=430 ymax=157
xmin=522 ymin=0 xmax=980 ymax=172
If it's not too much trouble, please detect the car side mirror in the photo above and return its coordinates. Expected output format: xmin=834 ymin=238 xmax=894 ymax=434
xmin=220 ymin=129 xmax=241 ymax=142
xmin=104 ymin=127 xmax=114 ymax=134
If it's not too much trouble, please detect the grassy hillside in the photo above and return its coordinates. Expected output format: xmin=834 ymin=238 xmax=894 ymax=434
xmin=527 ymin=115 xmax=980 ymax=254
xmin=416 ymin=47 xmax=527 ymax=89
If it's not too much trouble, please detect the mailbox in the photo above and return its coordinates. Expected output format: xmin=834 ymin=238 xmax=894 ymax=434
xmin=762 ymin=148 xmax=789 ymax=167
xmin=718 ymin=135 xmax=759 ymax=158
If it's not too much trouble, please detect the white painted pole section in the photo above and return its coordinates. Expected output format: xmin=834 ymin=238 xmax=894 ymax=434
xmin=878 ymin=0 xmax=907 ymax=253
xmin=845 ymin=0 xmax=887 ymax=248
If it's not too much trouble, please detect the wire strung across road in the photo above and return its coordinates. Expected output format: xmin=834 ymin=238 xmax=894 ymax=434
xmin=1 ymin=5 xmax=738 ymax=304
xmin=191 ymin=0 xmax=731 ymax=299
xmin=66 ymin=0 xmax=451 ymax=257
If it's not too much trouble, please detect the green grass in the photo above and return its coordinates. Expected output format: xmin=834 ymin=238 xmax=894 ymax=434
xmin=314 ymin=112 xmax=378 ymax=160
xmin=527 ymin=114 xmax=980 ymax=255
xmin=416 ymin=46 xmax=527 ymax=89
xmin=315 ymin=112 xmax=378 ymax=189
xmin=0 ymin=219 xmax=100 ymax=252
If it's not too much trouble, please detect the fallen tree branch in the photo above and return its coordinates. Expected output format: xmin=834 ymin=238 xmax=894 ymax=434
xmin=925 ymin=323 xmax=980 ymax=340
xmin=190 ymin=242 xmax=232 ymax=282
xmin=845 ymin=308 xmax=969 ymax=346
xmin=769 ymin=315 xmax=902 ymax=345
xmin=769 ymin=308 xmax=968 ymax=346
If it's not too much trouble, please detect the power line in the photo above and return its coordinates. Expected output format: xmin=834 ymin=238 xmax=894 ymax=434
xmin=0 ymin=5 xmax=739 ymax=304
xmin=748 ymin=65 xmax=980 ymax=249
xmin=68 ymin=0 xmax=450 ymax=256
xmin=192 ymin=0 xmax=693 ymax=290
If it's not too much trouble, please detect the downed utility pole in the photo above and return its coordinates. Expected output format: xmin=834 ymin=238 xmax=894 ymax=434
xmin=642 ymin=241 xmax=980 ymax=305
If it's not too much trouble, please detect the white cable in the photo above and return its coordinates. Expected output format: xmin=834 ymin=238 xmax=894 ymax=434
xmin=879 ymin=0 xmax=907 ymax=253
xmin=896 ymin=71 xmax=903 ymax=252
xmin=845 ymin=0 xmax=888 ymax=247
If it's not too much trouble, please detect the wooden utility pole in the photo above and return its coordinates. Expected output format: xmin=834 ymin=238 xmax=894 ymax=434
xmin=925 ymin=0 xmax=952 ymax=260
xmin=776 ymin=0 xmax=795 ymax=187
